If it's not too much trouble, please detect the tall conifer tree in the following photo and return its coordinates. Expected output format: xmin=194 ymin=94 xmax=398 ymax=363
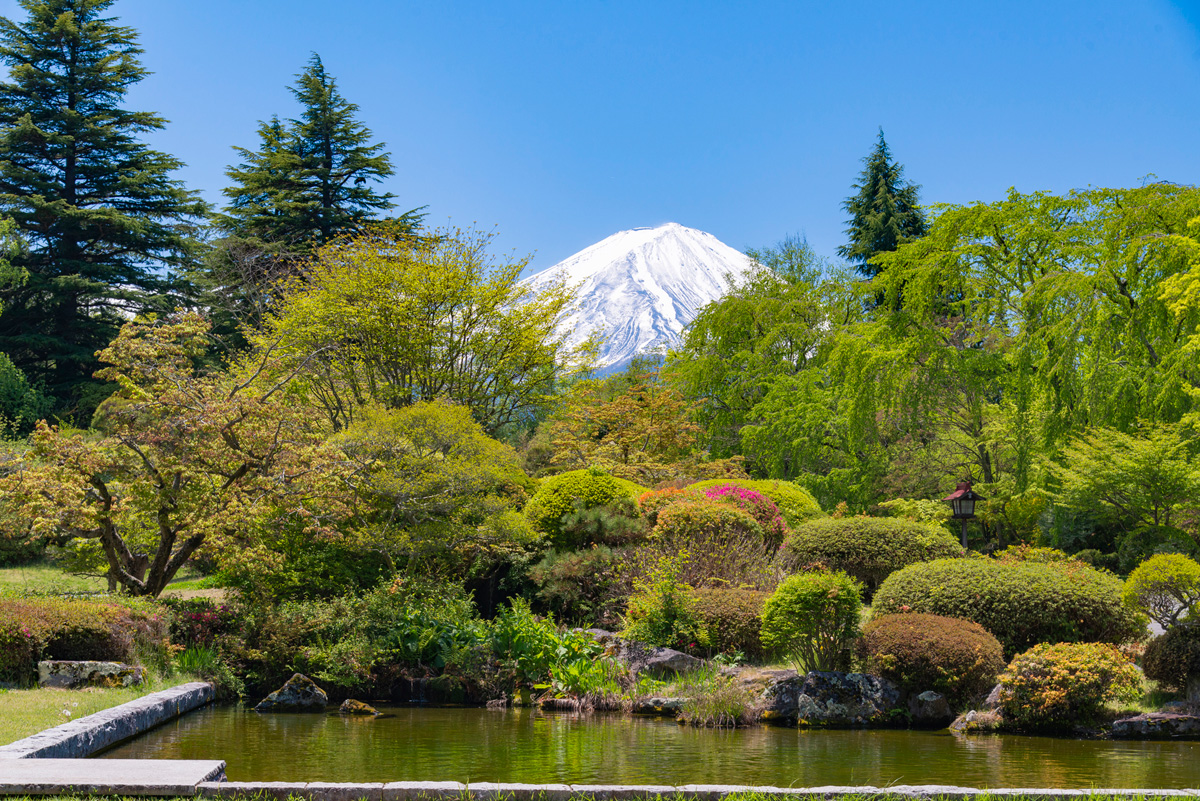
xmin=0 ymin=0 xmax=205 ymax=415
xmin=208 ymin=54 xmax=417 ymax=332
xmin=839 ymin=130 xmax=927 ymax=279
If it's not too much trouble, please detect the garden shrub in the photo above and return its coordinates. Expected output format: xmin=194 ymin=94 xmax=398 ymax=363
xmin=784 ymin=517 xmax=962 ymax=595
xmin=1123 ymin=553 xmax=1200 ymax=630
xmin=699 ymin=484 xmax=787 ymax=546
xmin=1115 ymin=525 xmax=1200 ymax=574
xmin=654 ymin=500 xmax=765 ymax=545
xmin=489 ymin=598 xmax=602 ymax=689
xmin=687 ymin=479 xmax=823 ymax=527
xmin=689 ymin=587 xmax=767 ymax=659
xmin=528 ymin=545 xmax=625 ymax=627
xmin=997 ymin=642 xmax=1141 ymax=729
xmin=637 ymin=487 xmax=695 ymax=526
xmin=859 ymin=613 xmax=1005 ymax=708
xmin=872 ymin=558 xmax=1145 ymax=657
xmin=622 ymin=552 xmax=706 ymax=650
xmin=524 ymin=468 xmax=646 ymax=546
xmin=556 ymin=496 xmax=647 ymax=549
xmin=0 ymin=597 xmax=168 ymax=685
xmin=760 ymin=570 xmax=862 ymax=672
xmin=161 ymin=597 xmax=239 ymax=647
xmin=1143 ymin=624 xmax=1200 ymax=691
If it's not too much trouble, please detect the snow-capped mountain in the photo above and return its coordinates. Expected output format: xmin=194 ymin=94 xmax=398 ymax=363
xmin=521 ymin=222 xmax=754 ymax=370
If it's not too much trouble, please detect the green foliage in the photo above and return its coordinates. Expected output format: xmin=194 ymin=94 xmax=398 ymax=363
xmin=637 ymin=487 xmax=695 ymax=527
xmin=528 ymin=546 xmax=624 ymax=627
xmin=1115 ymin=524 xmax=1200 ymax=574
xmin=1142 ymin=623 xmax=1200 ymax=691
xmin=0 ymin=0 xmax=206 ymax=414
xmin=686 ymin=479 xmax=823 ymax=528
xmin=489 ymin=598 xmax=602 ymax=689
xmin=872 ymin=558 xmax=1145 ymax=656
xmin=1050 ymin=424 xmax=1200 ymax=532
xmin=784 ymin=516 xmax=962 ymax=594
xmin=335 ymin=400 xmax=539 ymax=569
xmin=0 ymin=596 xmax=167 ymax=684
xmin=760 ymin=570 xmax=862 ymax=672
xmin=838 ymin=130 xmax=928 ymax=279
xmin=0 ymin=352 xmax=50 ymax=438
xmin=859 ymin=613 xmax=1005 ymax=708
xmin=998 ymin=642 xmax=1142 ymax=729
xmin=621 ymin=551 xmax=705 ymax=650
xmin=1123 ymin=553 xmax=1200 ymax=630
xmin=676 ymin=666 xmax=762 ymax=728
xmin=557 ymin=496 xmax=647 ymax=550
xmin=653 ymin=501 xmax=765 ymax=547
xmin=525 ymin=468 xmax=645 ymax=546
xmin=874 ymin=497 xmax=952 ymax=526
xmin=259 ymin=226 xmax=588 ymax=435
xmin=690 ymin=587 xmax=767 ymax=659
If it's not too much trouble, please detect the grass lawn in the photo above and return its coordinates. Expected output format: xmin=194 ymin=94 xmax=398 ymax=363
xmin=0 ymin=560 xmax=226 ymax=601
xmin=0 ymin=674 xmax=194 ymax=747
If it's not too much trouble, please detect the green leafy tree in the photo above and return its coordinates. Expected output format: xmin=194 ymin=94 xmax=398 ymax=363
xmin=838 ymin=129 xmax=927 ymax=279
xmin=0 ymin=0 xmax=206 ymax=415
xmin=0 ymin=313 xmax=350 ymax=596
xmin=258 ymin=225 xmax=588 ymax=435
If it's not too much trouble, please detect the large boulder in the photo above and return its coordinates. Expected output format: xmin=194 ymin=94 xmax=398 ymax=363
xmin=1111 ymin=713 xmax=1200 ymax=739
xmin=254 ymin=673 xmax=328 ymax=712
xmin=606 ymin=639 xmax=703 ymax=677
xmin=761 ymin=671 xmax=902 ymax=727
xmin=908 ymin=690 xmax=953 ymax=728
xmin=338 ymin=699 xmax=380 ymax=716
xmin=38 ymin=660 xmax=144 ymax=689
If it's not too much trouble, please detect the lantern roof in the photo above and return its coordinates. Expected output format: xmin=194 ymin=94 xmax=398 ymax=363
xmin=942 ymin=481 xmax=985 ymax=502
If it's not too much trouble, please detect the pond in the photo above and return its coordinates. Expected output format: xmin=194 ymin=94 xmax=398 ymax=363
xmin=101 ymin=705 xmax=1200 ymax=789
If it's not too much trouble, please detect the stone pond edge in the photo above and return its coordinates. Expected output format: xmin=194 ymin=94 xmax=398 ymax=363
xmin=0 ymin=681 xmax=215 ymax=759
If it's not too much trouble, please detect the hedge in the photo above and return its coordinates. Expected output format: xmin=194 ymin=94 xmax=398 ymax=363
xmin=690 ymin=587 xmax=768 ymax=659
xmin=872 ymin=557 xmax=1145 ymax=657
xmin=686 ymin=479 xmax=822 ymax=528
xmin=784 ymin=516 xmax=962 ymax=594
xmin=1143 ymin=624 xmax=1200 ymax=691
xmin=998 ymin=642 xmax=1142 ymax=729
xmin=524 ymin=468 xmax=646 ymax=546
xmin=859 ymin=612 xmax=1004 ymax=708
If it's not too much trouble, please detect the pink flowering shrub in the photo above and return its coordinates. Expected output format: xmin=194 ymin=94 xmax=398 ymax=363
xmin=703 ymin=483 xmax=788 ymax=546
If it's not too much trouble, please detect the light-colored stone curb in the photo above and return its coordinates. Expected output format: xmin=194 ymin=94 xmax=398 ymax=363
xmin=0 ymin=757 xmax=225 ymax=795
xmin=0 ymin=681 xmax=215 ymax=759
xmin=191 ymin=782 xmax=1200 ymax=800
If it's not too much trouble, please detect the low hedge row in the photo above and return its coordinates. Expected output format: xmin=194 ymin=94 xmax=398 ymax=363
xmin=0 ymin=596 xmax=168 ymax=685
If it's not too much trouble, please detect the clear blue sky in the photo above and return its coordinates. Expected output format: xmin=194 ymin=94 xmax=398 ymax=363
xmin=1 ymin=0 xmax=1198 ymax=274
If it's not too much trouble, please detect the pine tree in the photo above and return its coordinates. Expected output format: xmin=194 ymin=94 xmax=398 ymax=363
xmin=207 ymin=54 xmax=420 ymax=333
xmin=838 ymin=130 xmax=927 ymax=279
xmin=0 ymin=0 xmax=206 ymax=416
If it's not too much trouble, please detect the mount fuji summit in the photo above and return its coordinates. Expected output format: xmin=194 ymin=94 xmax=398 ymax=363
xmin=521 ymin=222 xmax=755 ymax=370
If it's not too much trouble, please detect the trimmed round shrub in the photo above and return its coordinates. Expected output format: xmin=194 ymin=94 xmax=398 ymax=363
xmin=690 ymin=587 xmax=768 ymax=659
xmin=638 ymin=487 xmax=695 ymax=527
xmin=860 ymin=613 xmax=1005 ymax=708
xmin=1143 ymin=624 xmax=1200 ymax=691
xmin=687 ymin=479 xmax=822 ymax=527
xmin=700 ymin=484 xmax=787 ymax=546
xmin=784 ymin=517 xmax=962 ymax=594
xmin=1123 ymin=553 xmax=1200 ymax=630
xmin=997 ymin=642 xmax=1142 ymax=729
xmin=654 ymin=500 xmax=765 ymax=545
xmin=872 ymin=558 xmax=1145 ymax=657
xmin=524 ymin=468 xmax=646 ymax=546
xmin=760 ymin=570 xmax=862 ymax=672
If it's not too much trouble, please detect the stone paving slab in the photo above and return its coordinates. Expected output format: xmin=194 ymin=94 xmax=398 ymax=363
xmin=0 ymin=757 xmax=225 ymax=795
xmin=0 ymin=681 xmax=215 ymax=760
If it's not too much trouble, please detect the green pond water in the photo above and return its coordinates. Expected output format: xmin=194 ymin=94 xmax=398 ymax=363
xmin=101 ymin=704 xmax=1200 ymax=789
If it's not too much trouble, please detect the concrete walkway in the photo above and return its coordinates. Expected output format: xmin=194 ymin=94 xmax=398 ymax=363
xmin=0 ymin=757 xmax=225 ymax=796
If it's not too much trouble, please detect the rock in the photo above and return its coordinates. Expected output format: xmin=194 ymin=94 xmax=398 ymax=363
xmin=1161 ymin=700 xmax=1192 ymax=714
xmin=908 ymin=690 xmax=953 ymax=727
xmin=1111 ymin=713 xmax=1200 ymax=739
xmin=338 ymin=698 xmax=380 ymax=716
xmin=630 ymin=696 xmax=687 ymax=716
xmin=607 ymin=639 xmax=703 ymax=677
xmin=253 ymin=673 xmax=328 ymax=712
xmin=578 ymin=628 xmax=617 ymax=644
xmin=761 ymin=671 xmax=902 ymax=727
xmin=38 ymin=661 xmax=145 ymax=689
xmin=982 ymin=682 xmax=1004 ymax=710
xmin=949 ymin=708 xmax=1004 ymax=733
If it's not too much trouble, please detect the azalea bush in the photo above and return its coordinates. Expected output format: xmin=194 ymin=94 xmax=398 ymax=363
xmin=701 ymin=483 xmax=788 ymax=546
xmin=997 ymin=642 xmax=1142 ymax=729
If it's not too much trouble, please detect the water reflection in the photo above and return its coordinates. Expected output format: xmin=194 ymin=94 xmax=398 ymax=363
xmin=100 ymin=705 xmax=1200 ymax=789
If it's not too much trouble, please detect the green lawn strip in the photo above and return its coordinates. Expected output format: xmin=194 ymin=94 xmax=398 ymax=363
xmin=0 ymin=794 xmax=1175 ymax=801
xmin=0 ymin=562 xmax=108 ymax=595
xmin=0 ymin=674 xmax=196 ymax=746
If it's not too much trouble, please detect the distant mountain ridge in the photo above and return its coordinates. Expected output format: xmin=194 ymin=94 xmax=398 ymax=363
xmin=521 ymin=222 xmax=754 ymax=369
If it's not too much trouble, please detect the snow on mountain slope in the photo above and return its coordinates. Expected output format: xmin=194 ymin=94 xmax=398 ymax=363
xmin=521 ymin=222 xmax=754 ymax=369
